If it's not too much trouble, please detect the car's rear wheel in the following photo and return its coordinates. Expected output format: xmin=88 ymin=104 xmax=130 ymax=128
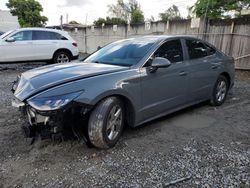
xmin=53 ymin=51 xmax=71 ymax=63
xmin=210 ymin=75 xmax=229 ymax=106
xmin=88 ymin=97 xmax=124 ymax=149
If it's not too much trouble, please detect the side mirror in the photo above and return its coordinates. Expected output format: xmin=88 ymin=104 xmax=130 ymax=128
xmin=6 ymin=37 xmax=15 ymax=42
xmin=149 ymin=57 xmax=171 ymax=72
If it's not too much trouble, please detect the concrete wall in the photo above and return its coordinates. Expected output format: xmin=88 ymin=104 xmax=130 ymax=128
xmin=0 ymin=10 xmax=19 ymax=32
xmin=64 ymin=17 xmax=250 ymax=69
xmin=65 ymin=20 xmax=201 ymax=54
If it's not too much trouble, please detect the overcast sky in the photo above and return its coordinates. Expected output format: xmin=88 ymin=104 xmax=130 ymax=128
xmin=0 ymin=0 xmax=197 ymax=26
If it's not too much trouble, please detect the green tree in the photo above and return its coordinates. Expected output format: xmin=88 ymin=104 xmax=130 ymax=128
xmin=187 ymin=6 xmax=196 ymax=19
xmin=69 ymin=20 xmax=79 ymax=24
xmin=159 ymin=5 xmax=182 ymax=22
xmin=193 ymin=0 xmax=250 ymax=19
xmin=108 ymin=0 xmax=128 ymax=21
xmin=6 ymin=0 xmax=48 ymax=27
xmin=131 ymin=9 xmax=144 ymax=24
xmin=93 ymin=17 xmax=126 ymax=26
xmin=108 ymin=0 xmax=144 ymax=24
xmin=106 ymin=17 xmax=127 ymax=25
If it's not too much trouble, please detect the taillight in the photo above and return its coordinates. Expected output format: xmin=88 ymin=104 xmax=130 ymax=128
xmin=72 ymin=42 xmax=77 ymax=47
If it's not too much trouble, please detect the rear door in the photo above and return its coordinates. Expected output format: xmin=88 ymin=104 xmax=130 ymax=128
xmin=184 ymin=38 xmax=220 ymax=102
xmin=32 ymin=31 xmax=59 ymax=60
xmin=0 ymin=30 xmax=34 ymax=62
xmin=140 ymin=39 xmax=189 ymax=120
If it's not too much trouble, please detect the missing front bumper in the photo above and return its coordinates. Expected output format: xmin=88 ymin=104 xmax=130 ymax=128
xmin=19 ymin=105 xmax=64 ymax=140
xmin=14 ymin=99 xmax=91 ymax=143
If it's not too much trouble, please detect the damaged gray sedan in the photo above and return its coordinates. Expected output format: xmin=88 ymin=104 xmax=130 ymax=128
xmin=12 ymin=36 xmax=235 ymax=149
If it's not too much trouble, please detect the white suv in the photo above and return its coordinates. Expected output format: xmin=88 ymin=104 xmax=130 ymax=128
xmin=0 ymin=28 xmax=79 ymax=63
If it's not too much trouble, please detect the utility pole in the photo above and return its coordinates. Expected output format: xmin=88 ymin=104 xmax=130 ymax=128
xmin=66 ymin=14 xmax=69 ymax=24
xmin=60 ymin=15 xmax=63 ymax=30
xmin=85 ymin=13 xmax=88 ymax=25
xmin=203 ymin=0 xmax=210 ymax=40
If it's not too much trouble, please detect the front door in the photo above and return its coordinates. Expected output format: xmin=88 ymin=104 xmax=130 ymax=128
xmin=140 ymin=39 xmax=188 ymax=121
xmin=0 ymin=30 xmax=34 ymax=62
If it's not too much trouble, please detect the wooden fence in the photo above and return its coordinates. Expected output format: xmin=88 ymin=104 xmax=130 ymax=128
xmin=65 ymin=17 xmax=250 ymax=70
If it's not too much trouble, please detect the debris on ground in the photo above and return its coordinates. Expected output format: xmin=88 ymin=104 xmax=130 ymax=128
xmin=0 ymin=63 xmax=249 ymax=187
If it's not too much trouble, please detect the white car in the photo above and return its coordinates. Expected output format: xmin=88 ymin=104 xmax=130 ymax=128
xmin=0 ymin=28 xmax=79 ymax=63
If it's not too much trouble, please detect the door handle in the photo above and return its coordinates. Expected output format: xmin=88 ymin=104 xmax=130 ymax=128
xmin=179 ymin=71 xmax=187 ymax=76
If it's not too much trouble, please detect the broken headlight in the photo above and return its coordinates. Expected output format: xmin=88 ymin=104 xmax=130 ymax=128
xmin=27 ymin=91 xmax=83 ymax=111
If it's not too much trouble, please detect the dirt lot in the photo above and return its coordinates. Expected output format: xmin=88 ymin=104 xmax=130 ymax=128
xmin=0 ymin=63 xmax=249 ymax=188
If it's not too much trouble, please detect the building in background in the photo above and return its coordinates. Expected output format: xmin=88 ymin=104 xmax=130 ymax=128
xmin=0 ymin=10 xmax=19 ymax=32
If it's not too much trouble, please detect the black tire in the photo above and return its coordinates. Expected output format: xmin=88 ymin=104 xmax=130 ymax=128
xmin=210 ymin=75 xmax=229 ymax=106
xmin=88 ymin=97 xmax=124 ymax=149
xmin=53 ymin=51 xmax=71 ymax=63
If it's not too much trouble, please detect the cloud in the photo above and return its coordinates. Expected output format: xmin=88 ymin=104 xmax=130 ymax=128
xmin=61 ymin=0 xmax=92 ymax=7
xmin=37 ymin=0 xmax=196 ymax=25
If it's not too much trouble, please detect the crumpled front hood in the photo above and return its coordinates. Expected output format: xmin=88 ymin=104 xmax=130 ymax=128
xmin=14 ymin=62 xmax=128 ymax=101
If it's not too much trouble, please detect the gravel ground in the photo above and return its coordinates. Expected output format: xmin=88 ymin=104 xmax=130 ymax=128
xmin=0 ymin=62 xmax=249 ymax=188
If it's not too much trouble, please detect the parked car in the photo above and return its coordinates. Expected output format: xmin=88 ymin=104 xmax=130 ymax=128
xmin=0 ymin=28 xmax=79 ymax=63
xmin=12 ymin=36 xmax=235 ymax=149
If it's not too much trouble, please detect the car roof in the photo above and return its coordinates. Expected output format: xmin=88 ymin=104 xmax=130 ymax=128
xmin=15 ymin=27 xmax=66 ymax=34
xmin=123 ymin=35 xmax=201 ymax=43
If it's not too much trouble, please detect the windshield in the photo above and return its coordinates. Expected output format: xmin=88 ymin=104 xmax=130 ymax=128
xmin=0 ymin=30 xmax=15 ymax=39
xmin=84 ymin=39 xmax=155 ymax=67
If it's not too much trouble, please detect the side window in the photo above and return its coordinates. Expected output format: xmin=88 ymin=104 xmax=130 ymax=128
xmin=11 ymin=31 xmax=32 ymax=41
xmin=48 ymin=32 xmax=58 ymax=40
xmin=154 ymin=40 xmax=183 ymax=63
xmin=33 ymin=31 xmax=68 ymax=40
xmin=52 ymin=32 xmax=68 ymax=40
xmin=33 ymin=31 xmax=53 ymax=40
xmin=204 ymin=43 xmax=216 ymax=56
xmin=60 ymin=35 xmax=68 ymax=40
xmin=186 ymin=39 xmax=215 ymax=59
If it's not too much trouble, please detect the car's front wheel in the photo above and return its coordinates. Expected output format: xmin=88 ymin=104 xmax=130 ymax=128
xmin=88 ymin=97 xmax=124 ymax=149
xmin=210 ymin=75 xmax=229 ymax=106
xmin=53 ymin=51 xmax=71 ymax=63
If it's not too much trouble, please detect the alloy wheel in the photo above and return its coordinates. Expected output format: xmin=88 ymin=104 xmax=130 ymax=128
xmin=57 ymin=53 xmax=69 ymax=63
xmin=216 ymin=80 xmax=227 ymax=102
xmin=106 ymin=105 xmax=123 ymax=141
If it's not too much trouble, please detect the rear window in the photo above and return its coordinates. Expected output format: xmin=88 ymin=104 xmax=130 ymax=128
xmin=32 ymin=31 xmax=68 ymax=40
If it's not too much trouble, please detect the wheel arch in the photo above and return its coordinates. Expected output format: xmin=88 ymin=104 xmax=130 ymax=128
xmin=53 ymin=48 xmax=73 ymax=59
xmin=91 ymin=92 xmax=136 ymax=128
xmin=220 ymin=72 xmax=231 ymax=87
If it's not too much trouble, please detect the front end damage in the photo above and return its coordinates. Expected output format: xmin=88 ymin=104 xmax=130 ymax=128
xmin=23 ymin=105 xmax=65 ymax=139
xmin=12 ymin=78 xmax=92 ymax=142
xmin=15 ymin=100 xmax=91 ymax=142
xmin=10 ymin=61 xmax=129 ymax=145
